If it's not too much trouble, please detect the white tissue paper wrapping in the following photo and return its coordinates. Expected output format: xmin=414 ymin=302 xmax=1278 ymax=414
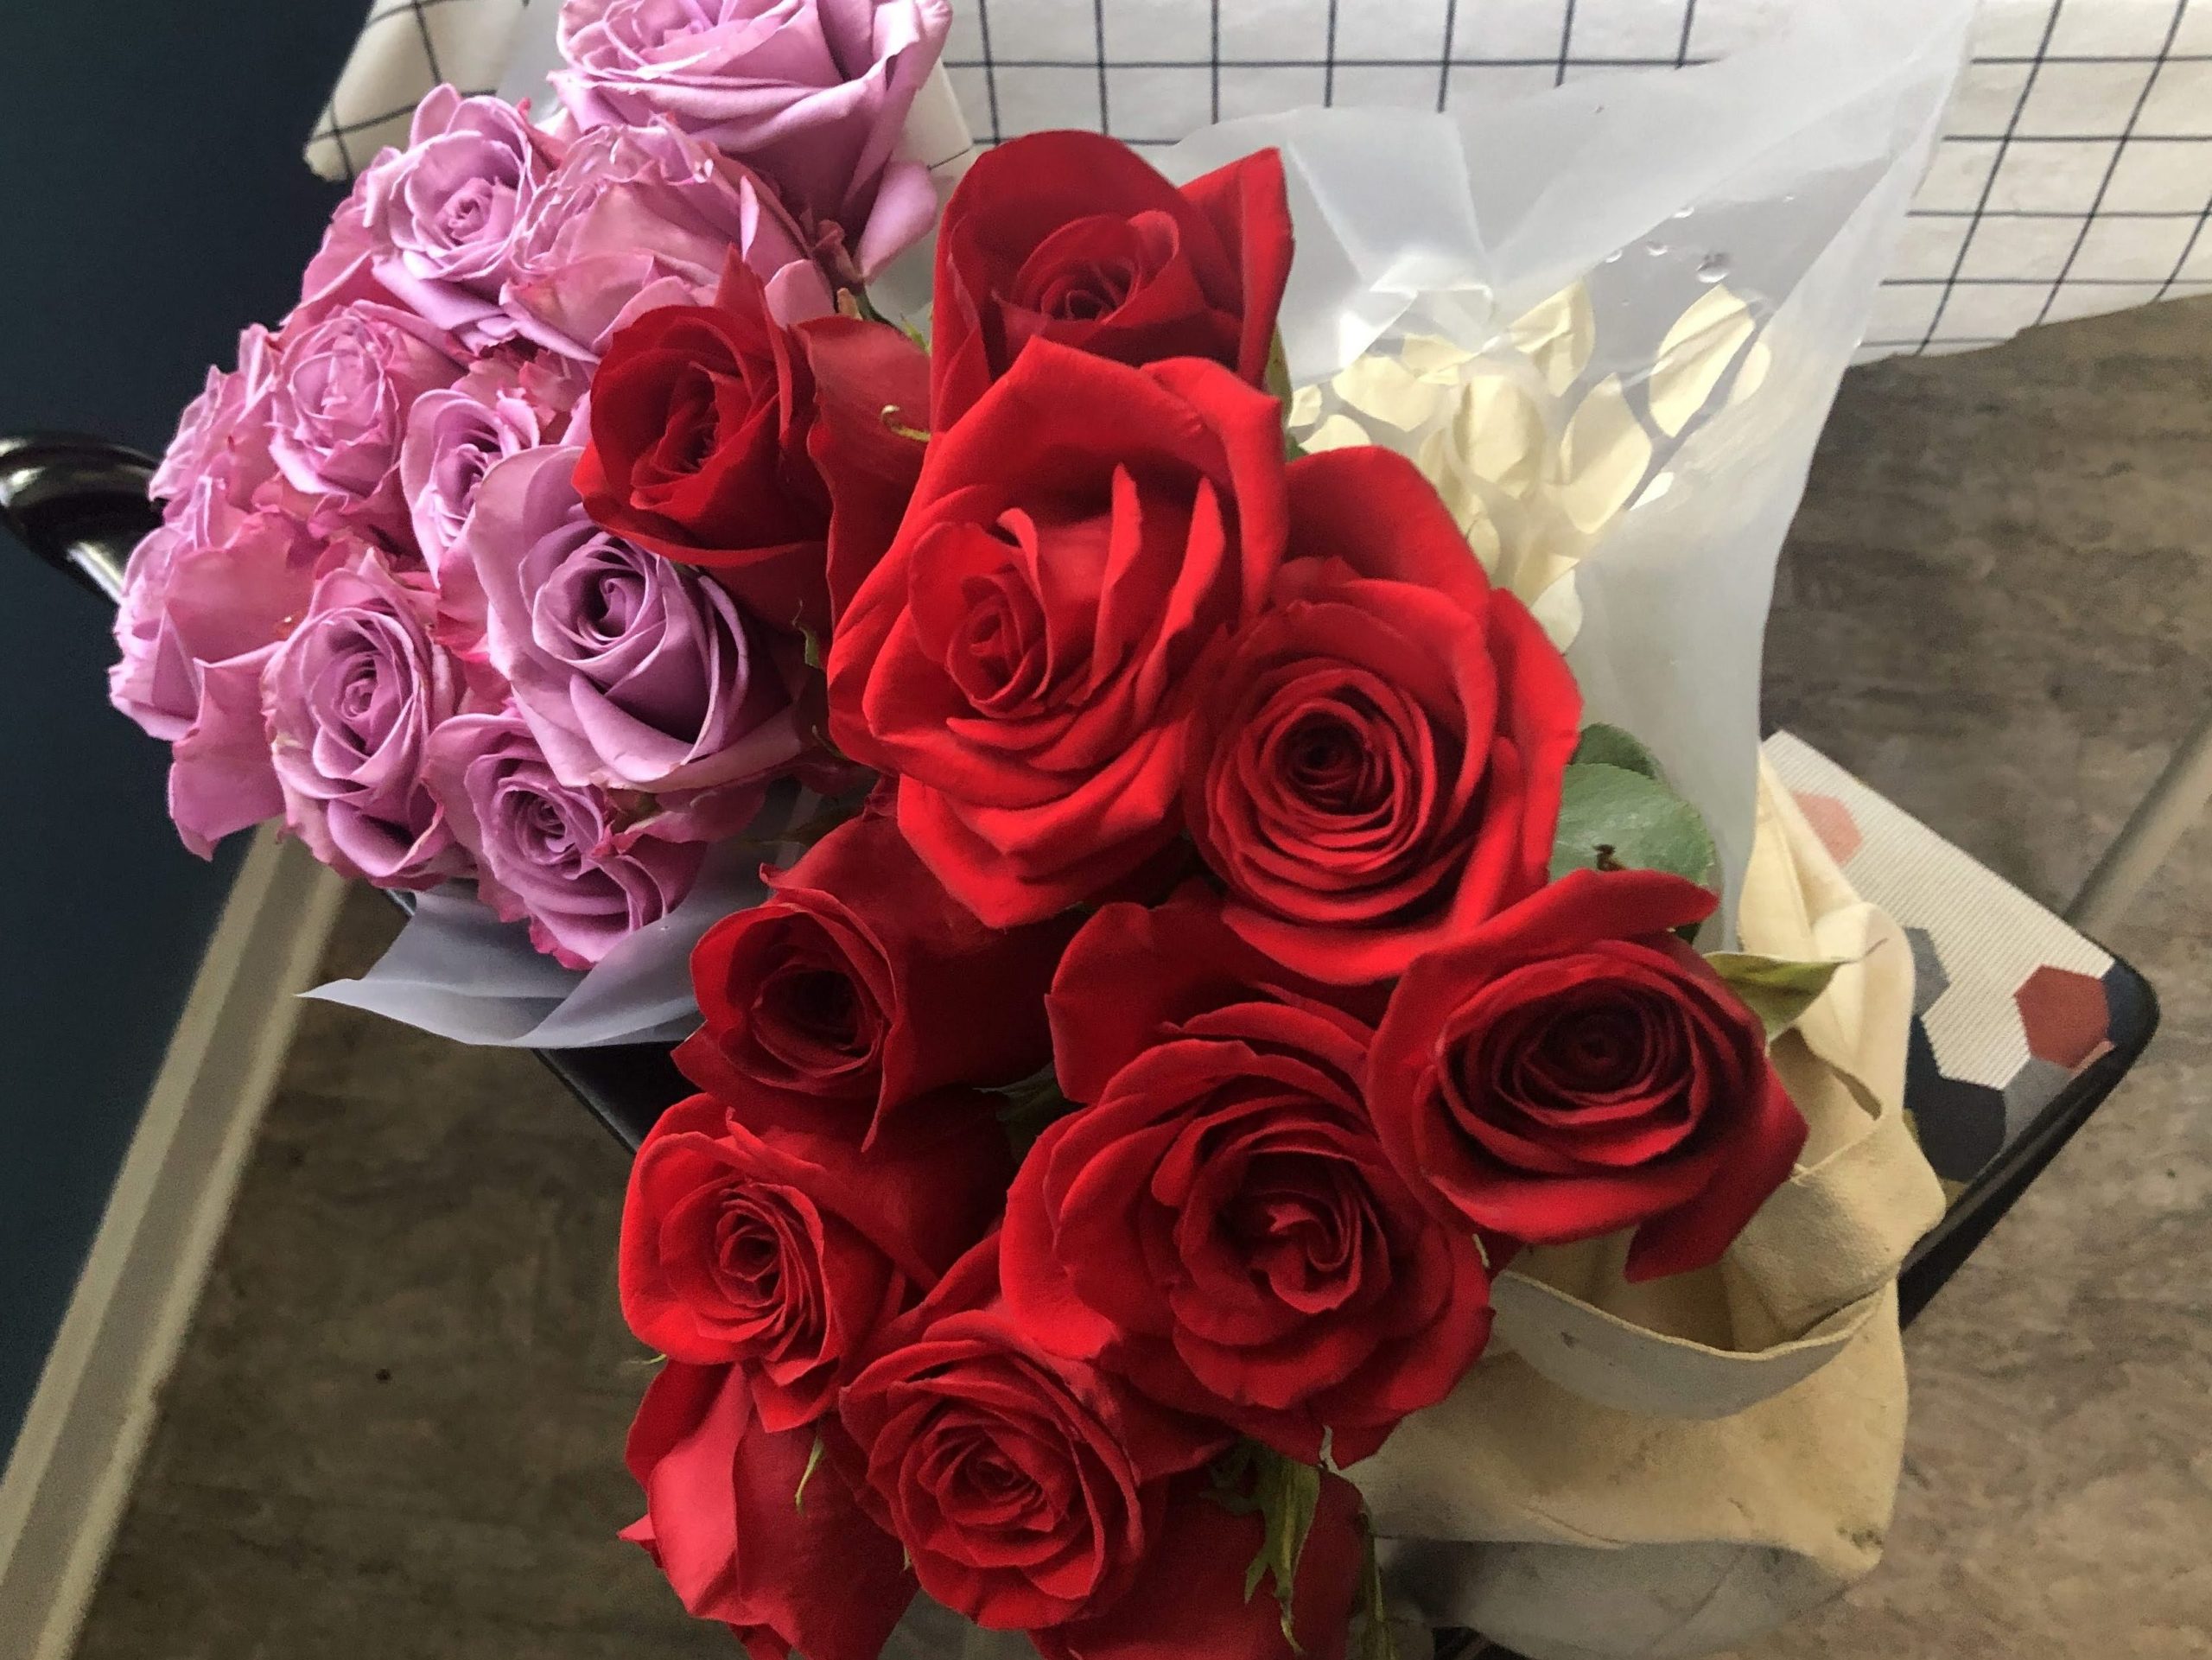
xmin=318 ymin=0 xmax=1967 ymax=1059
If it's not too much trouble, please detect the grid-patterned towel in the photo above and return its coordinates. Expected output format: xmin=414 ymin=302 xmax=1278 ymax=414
xmin=306 ymin=0 xmax=530 ymax=181
xmin=305 ymin=0 xmax=2212 ymax=359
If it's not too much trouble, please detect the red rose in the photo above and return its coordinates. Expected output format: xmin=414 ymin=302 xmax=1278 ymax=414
xmin=576 ymin=263 xmax=828 ymax=626
xmin=1186 ymin=445 xmax=1583 ymax=984
xmin=1005 ymin=889 xmax=1492 ymax=1465
xmin=576 ymin=259 xmax=929 ymax=632
xmin=931 ymin=130 xmax=1294 ymax=427
xmin=827 ymin=340 xmax=1290 ymax=925
xmin=620 ymin=1359 xmax=914 ymax=1660
xmin=1367 ymin=868 xmax=1808 ymax=1282
xmin=798 ymin=313 xmax=931 ymax=623
xmin=837 ymin=1237 xmax=1230 ymax=1631
xmin=678 ymin=808 xmax=1076 ymax=1141
xmin=1032 ymin=1467 xmax=1365 ymax=1660
xmin=619 ymin=1093 xmax=1010 ymax=1428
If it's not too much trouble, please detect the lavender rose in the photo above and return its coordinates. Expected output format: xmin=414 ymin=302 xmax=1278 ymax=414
xmin=553 ymin=0 xmax=950 ymax=278
xmin=398 ymin=359 xmax=575 ymax=644
xmin=264 ymin=548 xmax=477 ymax=888
xmin=268 ymin=300 xmax=464 ymax=527
xmin=467 ymin=445 xmax=808 ymax=834
xmin=503 ymin=118 xmax=833 ymax=362
xmin=358 ymin=86 xmax=570 ymax=349
xmin=149 ymin=325 xmax=283 ymax=507
xmin=552 ymin=0 xmax=950 ymax=280
xmin=425 ymin=709 xmax=707 ymax=967
xmin=295 ymin=173 xmax=385 ymax=327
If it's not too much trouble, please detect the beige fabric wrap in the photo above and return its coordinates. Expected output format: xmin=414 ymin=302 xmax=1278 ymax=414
xmin=1357 ymin=758 xmax=1947 ymax=1660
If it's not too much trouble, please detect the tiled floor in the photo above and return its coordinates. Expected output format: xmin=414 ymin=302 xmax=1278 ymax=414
xmin=70 ymin=295 xmax=2212 ymax=1658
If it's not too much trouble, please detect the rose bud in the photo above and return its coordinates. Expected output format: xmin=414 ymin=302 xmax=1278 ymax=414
xmin=553 ymin=0 xmax=951 ymax=278
xmin=677 ymin=807 xmax=1076 ymax=1142
xmin=618 ymin=1092 xmax=1010 ymax=1428
xmin=836 ymin=1237 xmax=1230 ymax=1632
xmin=1004 ymin=887 xmax=1492 ymax=1466
xmin=1186 ymin=444 xmax=1584 ymax=984
xmin=828 ymin=340 xmax=1290 ymax=926
xmin=932 ymin=130 xmax=1294 ymax=427
xmin=795 ymin=313 xmax=931 ymax=625
xmin=1367 ymin=867 xmax=1809 ymax=1282
xmin=621 ymin=1360 xmax=915 ymax=1660
xmin=264 ymin=546 xmax=479 ymax=888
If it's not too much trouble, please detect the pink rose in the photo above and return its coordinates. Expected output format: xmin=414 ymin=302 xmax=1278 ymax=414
xmin=149 ymin=325 xmax=283 ymax=508
xmin=552 ymin=0 xmax=950 ymax=278
xmin=109 ymin=488 xmax=329 ymax=855
xmin=264 ymin=547 xmax=480 ymax=888
xmin=295 ymin=173 xmax=387 ymax=326
xmin=503 ymin=118 xmax=834 ymax=362
xmin=267 ymin=300 xmax=465 ymax=529
xmin=423 ymin=709 xmax=706 ymax=967
xmin=358 ymin=86 xmax=570 ymax=350
xmin=469 ymin=444 xmax=810 ymax=824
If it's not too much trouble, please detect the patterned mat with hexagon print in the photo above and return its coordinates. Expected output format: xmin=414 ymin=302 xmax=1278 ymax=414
xmin=1762 ymin=731 xmax=2126 ymax=1199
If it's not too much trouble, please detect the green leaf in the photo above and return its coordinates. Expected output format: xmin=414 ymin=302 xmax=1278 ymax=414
xmin=1205 ymin=1442 xmax=1325 ymax=1651
xmin=1548 ymin=761 xmax=1719 ymax=887
xmin=1355 ymin=1511 xmax=1399 ymax=1660
xmin=1267 ymin=334 xmax=1306 ymax=461
xmin=1704 ymin=951 xmax=1847 ymax=1042
xmin=794 ymin=1432 xmax=826 ymax=1513
xmin=1265 ymin=331 xmax=1294 ymax=404
xmin=1569 ymin=722 xmax=1662 ymax=779
xmin=995 ymin=1070 xmax=1078 ymax=1160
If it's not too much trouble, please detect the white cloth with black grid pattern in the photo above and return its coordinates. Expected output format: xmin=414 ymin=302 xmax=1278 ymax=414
xmin=306 ymin=0 xmax=2212 ymax=360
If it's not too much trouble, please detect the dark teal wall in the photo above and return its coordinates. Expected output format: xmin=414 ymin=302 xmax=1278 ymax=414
xmin=0 ymin=1 xmax=366 ymax=1458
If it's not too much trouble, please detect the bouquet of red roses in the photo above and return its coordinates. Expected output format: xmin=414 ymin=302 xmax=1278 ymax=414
xmin=118 ymin=0 xmax=1972 ymax=1650
xmin=607 ymin=129 xmax=1822 ymax=1660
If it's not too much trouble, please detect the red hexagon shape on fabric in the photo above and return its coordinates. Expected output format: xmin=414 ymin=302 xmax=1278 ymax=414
xmin=2015 ymin=965 xmax=2110 ymax=1071
xmin=1792 ymin=792 xmax=1862 ymax=865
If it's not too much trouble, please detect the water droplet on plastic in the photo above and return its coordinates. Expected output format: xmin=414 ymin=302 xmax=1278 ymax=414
xmin=1601 ymin=248 xmax=1624 ymax=264
xmin=1671 ymin=205 xmax=1696 ymax=219
xmin=1696 ymin=253 xmax=1731 ymax=284
xmin=1641 ymin=239 xmax=1669 ymax=258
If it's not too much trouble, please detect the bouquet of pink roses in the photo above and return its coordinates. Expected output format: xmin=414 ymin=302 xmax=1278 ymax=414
xmin=111 ymin=3 xmax=950 ymax=969
xmin=117 ymin=2 xmax=1974 ymax=1655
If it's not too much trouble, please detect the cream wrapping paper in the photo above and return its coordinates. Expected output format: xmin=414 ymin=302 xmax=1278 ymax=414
xmin=1355 ymin=759 xmax=1947 ymax=1658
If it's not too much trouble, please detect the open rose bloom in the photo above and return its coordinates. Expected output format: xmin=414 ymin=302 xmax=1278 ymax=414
xmin=116 ymin=0 xmax=1974 ymax=1655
